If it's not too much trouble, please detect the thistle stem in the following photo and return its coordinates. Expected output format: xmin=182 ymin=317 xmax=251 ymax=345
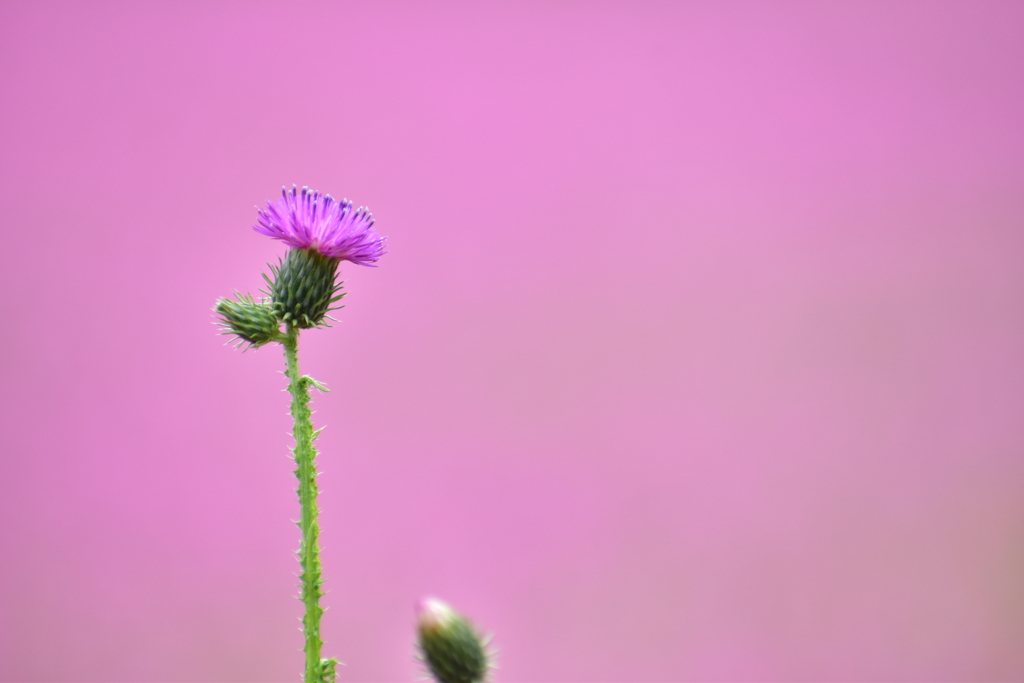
xmin=283 ymin=326 xmax=333 ymax=682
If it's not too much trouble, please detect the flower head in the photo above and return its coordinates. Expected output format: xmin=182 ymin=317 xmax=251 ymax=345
xmin=254 ymin=185 xmax=386 ymax=265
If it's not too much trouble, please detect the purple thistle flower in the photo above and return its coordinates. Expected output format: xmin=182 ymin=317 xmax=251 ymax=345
xmin=254 ymin=185 xmax=386 ymax=265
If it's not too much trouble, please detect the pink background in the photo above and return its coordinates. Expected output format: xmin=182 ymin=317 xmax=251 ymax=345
xmin=2 ymin=2 xmax=1023 ymax=681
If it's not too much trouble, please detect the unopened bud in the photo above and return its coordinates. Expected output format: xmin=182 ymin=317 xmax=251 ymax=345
xmin=214 ymin=293 xmax=282 ymax=348
xmin=416 ymin=597 xmax=490 ymax=683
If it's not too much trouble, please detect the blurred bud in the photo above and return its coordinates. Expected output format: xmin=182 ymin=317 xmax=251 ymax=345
xmin=416 ymin=597 xmax=491 ymax=683
xmin=214 ymin=293 xmax=282 ymax=348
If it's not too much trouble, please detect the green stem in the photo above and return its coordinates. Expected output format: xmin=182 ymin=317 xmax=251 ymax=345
xmin=283 ymin=326 xmax=335 ymax=683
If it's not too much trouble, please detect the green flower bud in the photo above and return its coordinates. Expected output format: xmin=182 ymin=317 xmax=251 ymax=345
xmin=417 ymin=598 xmax=491 ymax=683
xmin=266 ymin=247 xmax=345 ymax=329
xmin=214 ymin=293 xmax=282 ymax=348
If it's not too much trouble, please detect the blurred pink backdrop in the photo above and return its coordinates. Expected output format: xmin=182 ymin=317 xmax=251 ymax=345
xmin=1 ymin=2 xmax=1023 ymax=681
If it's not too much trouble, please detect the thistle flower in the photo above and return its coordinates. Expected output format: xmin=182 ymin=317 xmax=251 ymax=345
xmin=254 ymin=185 xmax=386 ymax=265
xmin=255 ymin=186 xmax=386 ymax=328
xmin=216 ymin=187 xmax=386 ymax=682
xmin=416 ymin=598 xmax=492 ymax=683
